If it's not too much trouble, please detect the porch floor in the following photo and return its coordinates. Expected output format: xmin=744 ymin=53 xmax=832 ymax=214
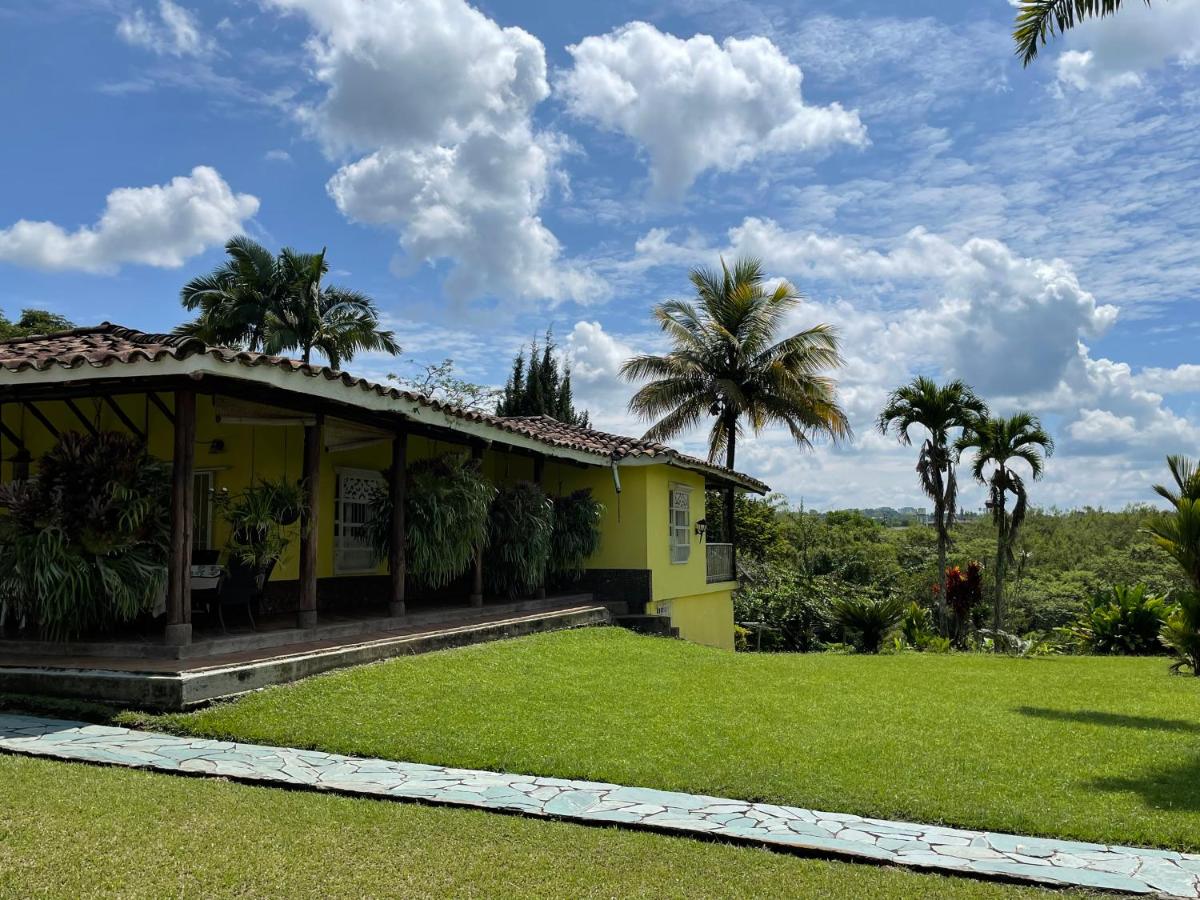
xmin=0 ymin=596 xmax=612 ymax=710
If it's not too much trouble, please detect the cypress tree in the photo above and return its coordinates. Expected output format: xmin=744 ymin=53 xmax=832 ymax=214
xmin=495 ymin=329 xmax=590 ymax=426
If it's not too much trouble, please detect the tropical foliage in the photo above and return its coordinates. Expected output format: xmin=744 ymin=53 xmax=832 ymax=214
xmin=1013 ymin=0 xmax=1151 ymax=65
xmin=878 ymin=377 xmax=987 ymax=632
xmin=0 ymin=308 xmax=73 ymax=340
xmin=1143 ymin=455 xmax=1200 ymax=674
xmin=548 ymin=489 xmax=603 ymax=584
xmin=830 ymin=594 xmax=907 ymax=654
xmin=368 ymin=455 xmax=495 ymax=590
xmin=391 ymin=358 xmax=502 ymax=411
xmin=177 ymin=236 xmax=398 ymax=368
xmin=219 ymin=478 xmax=306 ymax=574
xmin=957 ymin=413 xmax=1054 ymax=634
xmin=485 ymin=482 xmax=555 ymax=599
xmin=1065 ymin=584 xmax=1172 ymax=655
xmin=0 ymin=432 xmax=170 ymax=640
xmin=620 ymin=256 xmax=850 ymax=471
xmin=495 ymin=330 xmax=590 ymax=425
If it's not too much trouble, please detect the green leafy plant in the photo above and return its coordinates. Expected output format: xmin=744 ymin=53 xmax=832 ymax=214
xmin=1161 ymin=592 xmax=1200 ymax=675
xmin=367 ymin=455 xmax=494 ymax=589
xmin=485 ymin=482 xmax=554 ymax=599
xmin=548 ymin=489 xmax=603 ymax=583
xmin=218 ymin=480 xmax=301 ymax=574
xmin=830 ymin=594 xmax=907 ymax=654
xmin=0 ymin=432 xmax=170 ymax=640
xmin=1066 ymin=584 xmax=1172 ymax=655
xmin=734 ymin=568 xmax=845 ymax=652
xmin=900 ymin=601 xmax=936 ymax=649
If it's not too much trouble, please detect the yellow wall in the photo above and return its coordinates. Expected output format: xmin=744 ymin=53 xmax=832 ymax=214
xmin=651 ymin=589 xmax=735 ymax=650
xmin=0 ymin=393 xmax=736 ymax=648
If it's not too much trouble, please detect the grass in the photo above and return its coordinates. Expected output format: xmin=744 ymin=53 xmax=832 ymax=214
xmin=129 ymin=627 xmax=1200 ymax=852
xmin=0 ymin=754 xmax=1072 ymax=899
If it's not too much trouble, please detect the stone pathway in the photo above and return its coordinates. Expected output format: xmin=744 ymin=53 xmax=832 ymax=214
xmin=2 ymin=714 xmax=1198 ymax=898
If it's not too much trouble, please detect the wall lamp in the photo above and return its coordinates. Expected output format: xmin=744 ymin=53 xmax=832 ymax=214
xmin=694 ymin=518 xmax=708 ymax=541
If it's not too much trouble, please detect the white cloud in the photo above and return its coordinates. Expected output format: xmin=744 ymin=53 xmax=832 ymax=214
xmin=0 ymin=166 xmax=258 ymax=274
xmin=117 ymin=0 xmax=213 ymax=58
xmin=1055 ymin=0 xmax=1200 ymax=92
xmin=263 ymin=149 xmax=292 ymax=163
xmin=558 ymin=21 xmax=867 ymax=198
xmin=269 ymin=0 xmax=600 ymax=304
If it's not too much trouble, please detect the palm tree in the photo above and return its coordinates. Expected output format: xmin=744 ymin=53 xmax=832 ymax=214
xmin=1014 ymin=0 xmax=1152 ymax=65
xmin=620 ymin=256 xmax=851 ymax=475
xmin=877 ymin=377 xmax=988 ymax=632
xmin=265 ymin=248 xmax=399 ymax=369
xmin=956 ymin=413 xmax=1054 ymax=635
xmin=1144 ymin=456 xmax=1200 ymax=675
xmin=177 ymin=236 xmax=288 ymax=351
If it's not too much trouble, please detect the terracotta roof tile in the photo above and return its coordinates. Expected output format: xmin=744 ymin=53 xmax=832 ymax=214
xmin=0 ymin=324 xmax=768 ymax=492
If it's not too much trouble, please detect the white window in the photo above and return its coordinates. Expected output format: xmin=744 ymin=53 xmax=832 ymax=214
xmin=192 ymin=471 xmax=215 ymax=552
xmin=669 ymin=484 xmax=691 ymax=564
xmin=334 ymin=468 xmax=385 ymax=574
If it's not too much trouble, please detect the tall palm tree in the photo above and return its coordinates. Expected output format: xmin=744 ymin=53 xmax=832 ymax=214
xmin=956 ymin=413 xmax=1054 ymax=635
xmin=265 ymin=248 xmax=399 ymax=369
xmin=1014 ymin=0 xmax=1153 ymax=65
xmin=620 ymin=256 xmax=851 ymax=475
xmin=177 ymin=236 xmax=288 ymax=351
xmin=877 ymin=377 xmax=988 ymax=632
xmin=1144 ymin=456 xmax=1200 ymax=675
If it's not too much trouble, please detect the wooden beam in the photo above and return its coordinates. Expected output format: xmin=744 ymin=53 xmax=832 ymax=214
xmin=470 ymin=442 xmax=485 ymax=607
xmin=298 ymin=415 xmax=323 ymax=628
xmin=533 ymin=455 xmax=547 ymax=600
xmin=0 ymin=414 xmax=22 ymax=452
xmin=389 ymin=431 xmax=408 ymax=617
xmin=165 ymin=390 xmax=196 ymax=647
xmin=60 ymin=399 xmax=98 ymax=437
xmin=147 ymin=392 xmax=175 ymax=426
xmin=103 ymin=396 xmax=145 ymax=442
xmin=23 ymin=402 xmax=59 ymax=440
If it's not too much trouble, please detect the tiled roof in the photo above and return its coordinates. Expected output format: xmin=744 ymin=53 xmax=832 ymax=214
xmin=0 ymin=324 xmax=768 ymax=492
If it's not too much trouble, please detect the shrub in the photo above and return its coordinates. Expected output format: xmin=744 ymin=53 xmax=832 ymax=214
xmin=1162 ymin=592 xmax=1200 ymax=675
xmin=485 ymin=482 xmax=555 ymax=598
xmin=830 ymin=594 xmax=907 ymax=654
xmin=367 ymin=454 xmax=495 ymax=589
xmin=0 ymin=432 xmax=170 ymax=640
xmin=733 ymin=568 xmax=837 ymax=652
xmin=548 ymin=489 xmax=602 ymax=584
xmin=1065 ymin=584 xmax=1172 ymax=655
xmin=900 ymin=601 xmax=936 ymax=649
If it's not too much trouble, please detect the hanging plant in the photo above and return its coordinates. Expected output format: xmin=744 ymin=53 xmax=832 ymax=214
xmin=0 ymin=431 xmax=171 ymax=641
xmin=548 ymin=488 xmax=603 ymax=583
xmin=218 ymin=480 xmax=298 ymax=574
xmin=368 ymin=454 xmax=495 ymax=589
xmin=485 ymin=481 xmax=554 ymax=599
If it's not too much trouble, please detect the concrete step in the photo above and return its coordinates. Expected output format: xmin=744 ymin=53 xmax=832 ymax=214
xmin=614 ymin=614 xmax=678 ymax=638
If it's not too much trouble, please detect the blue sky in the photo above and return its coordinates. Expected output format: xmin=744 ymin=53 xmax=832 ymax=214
xmin=2 ymin=0 xmax=1199 ymax=510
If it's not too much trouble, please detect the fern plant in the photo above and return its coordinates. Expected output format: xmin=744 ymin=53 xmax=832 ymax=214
xmin=485 ymin=481 xmax=554 ymax=599
xmin=0 ymin=432 xmax=171 ymax=640
xmin=1161 ymin=592 xmax=1200 ymax=675
xmin=367 ymin=454 xmax=494 ymax=589
xmin=548 ymin=489 xmax=603 ymax=584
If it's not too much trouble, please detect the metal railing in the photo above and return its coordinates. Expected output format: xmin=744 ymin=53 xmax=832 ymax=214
xmin=706 ymin=542 xmax=735 ymax=583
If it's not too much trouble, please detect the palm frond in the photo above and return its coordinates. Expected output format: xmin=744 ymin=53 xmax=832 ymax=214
xmin=1014 ymin=0 xmax=1148 ymax=66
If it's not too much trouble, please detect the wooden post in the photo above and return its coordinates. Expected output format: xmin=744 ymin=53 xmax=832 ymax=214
xmin=165 ymin=391 xmax=196 ymax=646
xmin=533 ymin=455 xmax=547 ymax=600
xmin=298 ymin=415 xmax=323 ymax=628
xmin=470 ymin=443 xmax=485 ymax=607
xmin=389 ymin=430 xmax=408 ymax=617
xmin=725 ymin=486 xmax=737 ymax=576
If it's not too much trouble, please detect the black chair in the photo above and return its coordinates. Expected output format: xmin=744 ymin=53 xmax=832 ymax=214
xmin=192 ymin=549 xmax=221 ymax=566
xmin=189 ymin=550 xmax=224 ymax=625
xmin=217 ymin=558 xmax=276 ymax=633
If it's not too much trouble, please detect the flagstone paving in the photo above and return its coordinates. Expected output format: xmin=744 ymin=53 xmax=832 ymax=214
xmin=2 ymin=714 xmax=1197 ymax=898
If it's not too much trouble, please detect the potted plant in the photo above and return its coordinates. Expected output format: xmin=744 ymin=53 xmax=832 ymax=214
xmin=485 ymin=481 xmax=555 ymax=598
xmin=548 ymin=488 xmax=603 ymax=586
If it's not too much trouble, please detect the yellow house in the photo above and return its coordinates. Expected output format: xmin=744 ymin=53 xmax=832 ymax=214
xmin=0 ymin=324 xmax=767 ymax=652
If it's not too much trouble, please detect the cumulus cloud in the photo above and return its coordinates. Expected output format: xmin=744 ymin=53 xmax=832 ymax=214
xmin=0 ymin=166 xmax=258 ymax=274
xmin=269 ymin=0 xmax=601 ymax=304
xmin=116 ymin=0 xmax=213 ymax=58
xmin=558 ymin=22 xmax=867 ymax=198
xmin=623 ymin=218 xmax=1198 ymax=507
xmin=1054 ymin=0 xmax=1200 ymax=92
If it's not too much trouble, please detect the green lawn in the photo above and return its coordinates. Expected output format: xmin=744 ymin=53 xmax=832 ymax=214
xmin=0 ymin=755 xmax=1069 ymax=899
xmin=131 ymin=627 xmax=1200 ymax=852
